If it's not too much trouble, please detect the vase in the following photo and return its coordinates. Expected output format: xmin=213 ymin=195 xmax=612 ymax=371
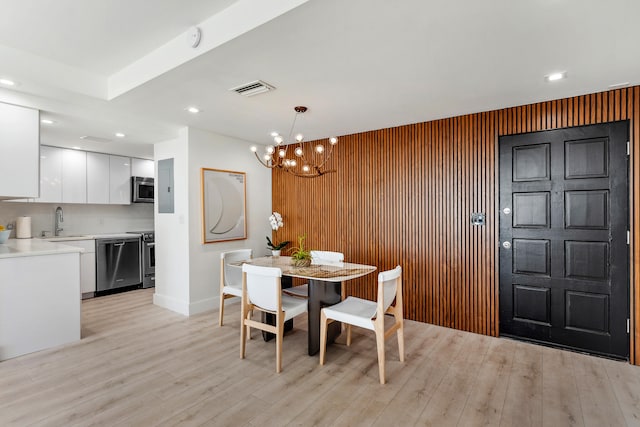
xmin=291 ymin=258 xmax=311 ymax=267
xmin=272 ymin=250 xmax=281 ymax=257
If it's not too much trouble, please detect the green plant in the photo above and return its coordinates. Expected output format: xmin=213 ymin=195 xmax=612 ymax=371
xmin=266 ymin=236 xmax=290 ymax=251
xmin=289 ymin=233 xmax=311 ymax=260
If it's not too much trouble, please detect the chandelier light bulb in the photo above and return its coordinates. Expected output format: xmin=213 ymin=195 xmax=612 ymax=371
xmin=250 ymin=105 xmax=338 ymax=178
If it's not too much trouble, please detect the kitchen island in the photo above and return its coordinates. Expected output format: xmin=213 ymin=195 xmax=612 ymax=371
xmin=0 ymin=238 xmax=82 ymax=361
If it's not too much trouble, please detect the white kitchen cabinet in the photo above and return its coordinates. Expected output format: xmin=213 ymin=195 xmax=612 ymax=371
xmin=37 ymin=145 xmax=63 ymax=203
xmin=109 ymin=155 xmax=131 ymax=205
xmin=0 ymin=243 xmax=81 ymax=361
xmin=51 ymin=239 xmax=96 ymax=297
xmin=62 ymin=149 xmax=87 ymax=203
xmin=132 ymin=158 xmax=154 ymax=178
xmin=86 ymin=152 xmax=110 ymax=204
xmin=0 ymin=102 xmax=40 ymax=200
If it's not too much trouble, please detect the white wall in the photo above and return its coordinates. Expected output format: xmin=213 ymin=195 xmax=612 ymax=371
xmin=153 ymin=129 xmax=191 ymax=314
xmin=187 ymin=127 xmax=272 ymax=312
xmin=152 ymin=126 xmax=272 ymax=316
xmin=0 ymin=202 xmax=153 ymax=237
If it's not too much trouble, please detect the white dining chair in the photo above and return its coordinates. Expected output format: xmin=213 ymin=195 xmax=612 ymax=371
xmin=283 ymin=250 xmax=344 ymax=298
xmin=319 ymin=265 xmax=404 ymax=384
xmin=240 ymin=263 xmax=308 ymax=373
xmin=219 ymin=249 xmax=252 ymax=326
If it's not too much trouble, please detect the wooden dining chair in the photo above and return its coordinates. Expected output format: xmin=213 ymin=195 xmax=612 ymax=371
xmin=219 ymin=249 xmax=252 ymax=326
xmin=319 ymin=265 xmax=404 ymax=384
xmin=240 ymin=263 xmax=308 ymax=373
xmin=283 ymin=250 xmax=344 ymax=299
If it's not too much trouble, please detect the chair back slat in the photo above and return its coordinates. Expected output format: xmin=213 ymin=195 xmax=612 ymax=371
xmin=311 ymin=250 xmax=344 ymax=265
xmin=243 ymin=263 xmax=281 ymax=312
xmin=222 ymin=249 xmax=252 ymax=287
xmin=379 ymin=265 xmax=402 ymax=312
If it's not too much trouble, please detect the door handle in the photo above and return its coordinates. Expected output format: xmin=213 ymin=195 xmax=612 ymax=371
xmin=114 ymin=242 xmax=125 ymax=247
xmin=502 ymin=241 xmax=511 ymax=249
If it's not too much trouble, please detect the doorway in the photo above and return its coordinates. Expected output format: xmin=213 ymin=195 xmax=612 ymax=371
xmin=498 ymin=121 xmax=629 ymax=359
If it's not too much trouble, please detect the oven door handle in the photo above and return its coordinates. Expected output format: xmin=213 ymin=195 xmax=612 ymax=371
xmin=146 ymin=242 xmax=155 ymax=247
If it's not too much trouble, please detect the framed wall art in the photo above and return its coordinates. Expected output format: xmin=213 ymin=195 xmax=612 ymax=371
xmin=201 ymin=168 xmax=247 ymax=243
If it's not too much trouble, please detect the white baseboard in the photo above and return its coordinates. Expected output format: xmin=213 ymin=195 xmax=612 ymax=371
xmin=188 ymin=296 xmax=218 ymax=316
xmin=153 ymin=293 xmax=239 ymax=317
xmin=153 ymin=293 xmax=189 ymax=316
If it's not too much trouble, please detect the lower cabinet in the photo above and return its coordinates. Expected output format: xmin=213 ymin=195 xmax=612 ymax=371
xmin=49 ymin=239 xmax=96 ymax=298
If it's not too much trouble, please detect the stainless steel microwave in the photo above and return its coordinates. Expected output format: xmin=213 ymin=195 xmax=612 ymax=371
xmin=131 ymin=176 xmax=154 ymax=203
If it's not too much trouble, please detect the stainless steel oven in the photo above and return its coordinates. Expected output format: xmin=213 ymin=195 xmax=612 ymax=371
xmin=128 ymin=231 xmax=155 ymax=288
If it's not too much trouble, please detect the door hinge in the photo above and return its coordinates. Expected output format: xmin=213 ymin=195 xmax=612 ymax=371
xmin=627 ymin=230 xmax=630 ymax=245
xmin=627 ymin=141 xmax=630 ymax=156
xmin=628 ymin=318 xmax=631 ymax=334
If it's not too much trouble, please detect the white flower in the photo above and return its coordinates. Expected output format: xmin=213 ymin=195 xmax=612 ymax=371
xmin=269 ymin=212 xmax=284 ymax=231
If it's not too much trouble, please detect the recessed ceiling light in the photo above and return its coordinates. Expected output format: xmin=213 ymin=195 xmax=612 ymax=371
xmin=115 ymin=132 xmax=125 ymax=138
xmin=186 ymin=106 xmax=200 ymax=114
xmin=545 ymin=71 xmax=567 ymax=82
xmin=41 ymin=119 xmax=55 ymax=125
xmin=0 ymin=78 xmax=15 ymax=86
xmin=72 ymin=146 xmax=81 ymax=150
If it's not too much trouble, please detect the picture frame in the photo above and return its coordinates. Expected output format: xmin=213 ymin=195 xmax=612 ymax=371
xmin=201 ymin=168 xmax=247 ymax=243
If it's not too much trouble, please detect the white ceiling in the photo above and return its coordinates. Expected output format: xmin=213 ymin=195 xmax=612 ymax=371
xmin=0 ymin=0 xmax=639 ymax=158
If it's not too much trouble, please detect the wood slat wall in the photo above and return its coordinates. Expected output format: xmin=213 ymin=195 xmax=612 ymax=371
xmin=272 ymin=86 xmax=639 ymax=364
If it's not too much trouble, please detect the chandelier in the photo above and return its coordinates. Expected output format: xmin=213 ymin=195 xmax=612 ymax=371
xmin=250 ymin=106 xmax=338 ymax=178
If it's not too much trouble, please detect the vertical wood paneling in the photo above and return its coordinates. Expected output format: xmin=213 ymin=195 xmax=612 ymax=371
xmin=273 ymin=86 xmax=639 ymax=365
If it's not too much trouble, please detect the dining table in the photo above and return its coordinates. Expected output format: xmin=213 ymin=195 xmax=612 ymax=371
xmin=237 ymin=256 xmax=377 ymax=355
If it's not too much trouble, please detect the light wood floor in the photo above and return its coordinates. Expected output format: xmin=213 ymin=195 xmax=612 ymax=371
xmin=1 ymin=289 xmax=639 ymax=426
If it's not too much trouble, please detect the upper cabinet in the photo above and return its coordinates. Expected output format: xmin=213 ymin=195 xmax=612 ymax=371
xmin=86 ymin=152 xmax=110 ymax=204
xmin=0 ymin=102 xmax=40 ymax=200
xmin=132 ymin=158 xmax=154 ymax=178
xmin=11 ymin=143 xmax=141 ymax=205
xmin=109 ymin=155 xmax=131 ymax=205
xmin=37 ymin=145 xmax=63 ymax=202
xmin=62 ymin=149 xmax=87 ymax=203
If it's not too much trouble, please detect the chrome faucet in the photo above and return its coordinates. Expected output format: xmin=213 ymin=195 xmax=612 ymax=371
xmin=55 ymin=206 xmax=64 ymax=236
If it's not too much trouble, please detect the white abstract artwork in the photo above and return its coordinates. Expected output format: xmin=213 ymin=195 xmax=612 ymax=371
xmin=201 ymin=168 xmax=246 ymax=243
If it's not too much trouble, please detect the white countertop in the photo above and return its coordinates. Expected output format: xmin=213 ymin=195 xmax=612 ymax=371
xmin=41 ymin=233 xmax=140 ymax=242
xmin=0 ymin=238 xmax=84 ymax=259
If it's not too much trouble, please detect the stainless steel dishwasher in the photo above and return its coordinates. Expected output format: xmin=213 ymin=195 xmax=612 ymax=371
xmin=96 ymin=236 xmax=142 ymax=292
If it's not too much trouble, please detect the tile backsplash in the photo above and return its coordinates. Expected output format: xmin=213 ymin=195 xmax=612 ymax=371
xmin=0 ymin=202 xmax=154 ymax=237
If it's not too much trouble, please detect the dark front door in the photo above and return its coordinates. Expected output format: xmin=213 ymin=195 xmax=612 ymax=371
xmin=499 ymin=121 xmax=629 ymax=359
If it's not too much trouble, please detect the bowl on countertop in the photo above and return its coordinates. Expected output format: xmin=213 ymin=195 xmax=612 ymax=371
xmin=0 ymin=230 xmax=10 ymax=244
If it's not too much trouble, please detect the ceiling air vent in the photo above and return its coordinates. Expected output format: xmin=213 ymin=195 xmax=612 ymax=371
xmin=229 ymin=80 xmax=275 ymax=97
xmin=80 ymin=135 xmax=113 ymax=143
